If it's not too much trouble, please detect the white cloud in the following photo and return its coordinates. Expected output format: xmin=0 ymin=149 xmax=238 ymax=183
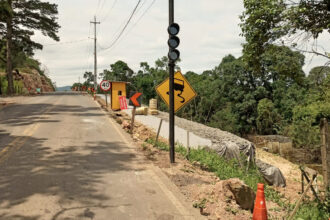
xmin=33 ymin=0 xmax=330 ymax=86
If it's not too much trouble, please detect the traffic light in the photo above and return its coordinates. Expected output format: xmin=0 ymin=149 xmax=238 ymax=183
xmin=167 ymin=23 xmax=180 ymax=62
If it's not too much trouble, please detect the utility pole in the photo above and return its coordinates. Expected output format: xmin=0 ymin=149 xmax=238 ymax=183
xmin=169 ymin=0 xmax=175 ymax=163
xmin=90 ymin=16 xmax=100 ymax=92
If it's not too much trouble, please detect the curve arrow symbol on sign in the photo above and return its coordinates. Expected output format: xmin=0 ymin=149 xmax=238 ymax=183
xmin=130 ymin=92 xmax=142 ymax=107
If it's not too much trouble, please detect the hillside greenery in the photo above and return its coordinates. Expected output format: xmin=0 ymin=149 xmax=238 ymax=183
xmin=0 ymin=0 xmax=59 ymax=94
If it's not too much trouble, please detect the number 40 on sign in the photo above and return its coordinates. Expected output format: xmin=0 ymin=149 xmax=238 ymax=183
xmin=100 ymin=80 xmax=111 ymax=92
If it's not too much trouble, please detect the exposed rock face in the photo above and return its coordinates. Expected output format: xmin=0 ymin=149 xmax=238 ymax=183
xmin=0 ymin=69 xmax=54 ymax=94
xmin=222 ymin=178 xmax=256 ymax=211
xmin=21 ymin=70 xmax=54 ymax=93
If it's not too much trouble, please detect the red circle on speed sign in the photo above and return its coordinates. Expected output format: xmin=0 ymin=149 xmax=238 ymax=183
xmin=100 ymin=80 xmax=111 ymax=92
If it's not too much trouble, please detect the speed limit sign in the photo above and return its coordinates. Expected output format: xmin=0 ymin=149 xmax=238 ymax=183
xmin=100 ymin=80 xmax=111 ymax=92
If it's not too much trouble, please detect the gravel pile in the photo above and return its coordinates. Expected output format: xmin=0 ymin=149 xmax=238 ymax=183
xmin=156 ymin=112 xmax=288 ymax=187
xmin=157 ymin=112 xmax=251 ymax=146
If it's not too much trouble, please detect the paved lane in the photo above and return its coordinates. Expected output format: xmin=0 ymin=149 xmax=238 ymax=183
xmin=0 ymin=94 xmax=202 ymax=220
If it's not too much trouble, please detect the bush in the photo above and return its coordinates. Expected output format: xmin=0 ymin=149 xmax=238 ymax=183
xmin=290 ymin=104 xmax=321 ymax=148
xmin=256 ymin=98 xmax=281 ymax=135
xmin=293 ymin=200 xmax=330 ymax=220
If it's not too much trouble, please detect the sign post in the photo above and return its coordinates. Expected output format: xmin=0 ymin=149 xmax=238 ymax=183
xmin=100 ymin=80 xmax=111 ymax=107
xmin=129 ymin=92 xmax=142 ymax=134
xmin=105 ymin=94 xmax=108 ymax=107
xmin=156 ymin=70 xmax=197 ymax=163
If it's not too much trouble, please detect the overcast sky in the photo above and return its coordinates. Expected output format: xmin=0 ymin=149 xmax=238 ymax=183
xmin=33 ymin=0 xmax=330 ymax=87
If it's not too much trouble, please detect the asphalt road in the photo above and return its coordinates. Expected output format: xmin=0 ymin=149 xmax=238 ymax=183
xmin=0 ymin=93 xmax=202 ymax=220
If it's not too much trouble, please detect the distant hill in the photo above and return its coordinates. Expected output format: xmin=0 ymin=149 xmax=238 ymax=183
xmin=56 ymin=86 xmax=71 ymax=91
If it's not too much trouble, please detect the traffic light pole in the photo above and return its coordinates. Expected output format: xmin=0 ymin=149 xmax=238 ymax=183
xmin=169 ymin=0 xmax=175 ymax=163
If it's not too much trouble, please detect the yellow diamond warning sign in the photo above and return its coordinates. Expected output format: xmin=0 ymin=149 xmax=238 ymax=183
xmin=156 ymin=71 xmax=197 ymax=113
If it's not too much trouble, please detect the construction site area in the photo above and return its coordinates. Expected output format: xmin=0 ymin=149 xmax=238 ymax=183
xmin=94 ymin=94 xmax=330 ymax=220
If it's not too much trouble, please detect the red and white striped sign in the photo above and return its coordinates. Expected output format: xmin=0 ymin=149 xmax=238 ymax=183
xmin=119 ymin=96 xmax=127 ymax=110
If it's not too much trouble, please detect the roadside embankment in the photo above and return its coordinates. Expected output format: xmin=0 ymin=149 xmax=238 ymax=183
xmin=0 ymin=68 xmax=54 ymax=95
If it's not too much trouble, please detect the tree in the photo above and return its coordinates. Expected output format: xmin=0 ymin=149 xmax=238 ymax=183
xmin=240 ymin=0 xmax=288 ymax=77
xmin=290 ymin=72 xmax=330 ymax=148
xmin=308 ymin=66 xmax=330 ymax=86
xmin=0 ymin=0 xmax=60 ymax=94
xmin=240 ymin=0 xmax=330 ymax=71
xmin=261 ymin=45 xmax=306 ymax=85
xmin=71 ymin=82 xmax=82 ymax=91
xmin=83 ymin=71 xmax=93 ymax=87
xmin=286 ymin=0 xmax=330 ymax=39
xmin=256 ymin=98 xmax=281 ymax=134
xmin=102 ymin=60 xmax=134 ymax=82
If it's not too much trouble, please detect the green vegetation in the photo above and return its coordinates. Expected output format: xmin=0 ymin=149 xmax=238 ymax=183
xmin=92 ymin=51 xmax=328 ymax=151
xmin=193 ymin=198 xmax=207 ymax=209
xmin=146 ymin=137 xmax=329 ymax=219
xmin=0 ymin=75 xmax=24 ymax=95
xmin=293 ymin=199 xmax=330 ymax=220
xmin=0 ymin=0 xmax=60 ymax=94
xmin=146 ymin=137 xmax=264 ymax=191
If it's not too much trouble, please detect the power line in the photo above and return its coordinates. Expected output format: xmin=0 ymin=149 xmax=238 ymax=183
xmin=117 ymin=0 xmax=156 ymax=46
xmin=98 ymin=0 xmax=108 ymax=19
xmin=134 ymin=0 xmax=148 ymax=16
xmin=43 ymin=38 xmax=91 ymax=46
xmin=99 ymin=0 xmax=144 ymax=43
xmin=99 ymin=0 xmax=142 ymax=52
xmin=95 ymin=0 xmax=102 ymax=16
xmin=84 ymin=23 xmax=93 ymax=74
xmin=103 ymin=0 xmax=156 ymax=53
xmin=100 ymin=0 xmax=118 ymax=23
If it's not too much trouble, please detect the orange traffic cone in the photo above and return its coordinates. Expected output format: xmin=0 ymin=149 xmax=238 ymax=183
xmin=253 ymin=183 xmax=267 ymax=220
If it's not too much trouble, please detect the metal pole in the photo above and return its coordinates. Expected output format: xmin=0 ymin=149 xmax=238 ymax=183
xmin=169 ymin=0 xmax=175 ymax=163
xmin=105 ymin=93 xmax=108 ymax=107
xmin=94 ymin=16 xmax=97 ymax=91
